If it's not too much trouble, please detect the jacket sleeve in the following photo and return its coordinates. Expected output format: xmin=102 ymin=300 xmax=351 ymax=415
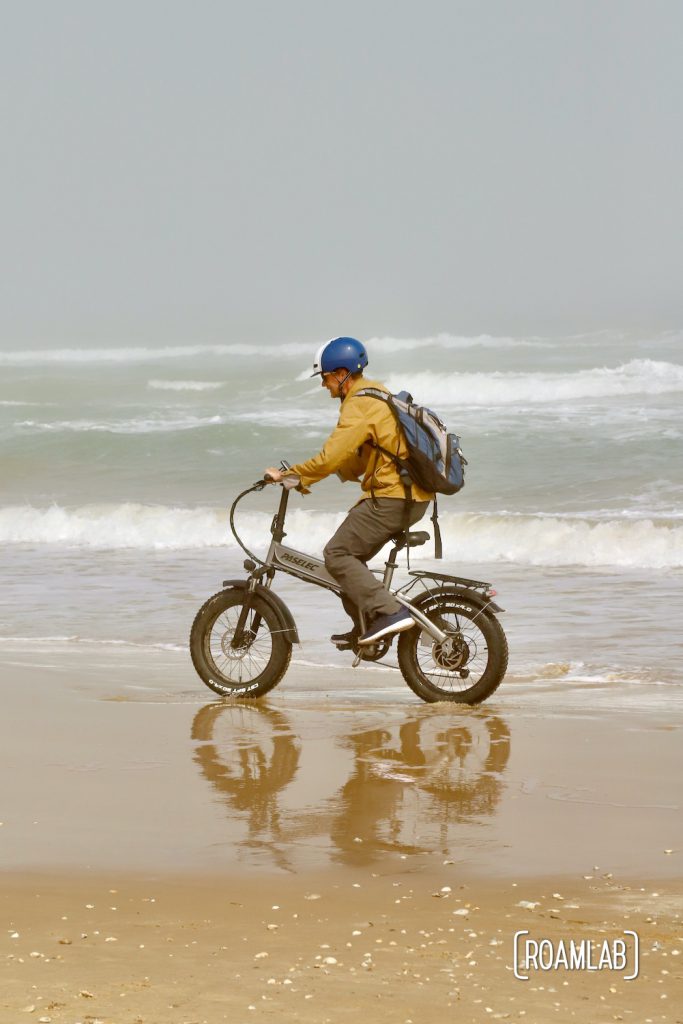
xmin=289 ymin=402 xmax=373 ymax=490
xmin=336 ymin=443 xmax=371 ymax=482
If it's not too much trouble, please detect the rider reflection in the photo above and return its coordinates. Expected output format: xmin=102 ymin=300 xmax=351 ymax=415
xmin=191 ymin=702 xmax=511 ymax=870
xmin=191 ymin=702 xmax=301 ymax=871
xmin=330 ymin=715 xmax=511 ymax=866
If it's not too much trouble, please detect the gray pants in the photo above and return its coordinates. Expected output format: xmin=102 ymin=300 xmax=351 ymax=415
xmin=323 ymin=498 xmax=430 ymax=627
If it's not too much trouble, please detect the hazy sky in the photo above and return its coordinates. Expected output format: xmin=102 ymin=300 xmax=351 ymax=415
xmin=1 ymin=0 xmax=681 ymax=346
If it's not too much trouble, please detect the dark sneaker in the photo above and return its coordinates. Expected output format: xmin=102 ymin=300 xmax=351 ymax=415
xmin=331 ymin=628 xmax=359 ymax=651
xmin=331 ymin=629 xmax=358 ymax=643
xmin=358 ymin=609 xmax=416 ymax=646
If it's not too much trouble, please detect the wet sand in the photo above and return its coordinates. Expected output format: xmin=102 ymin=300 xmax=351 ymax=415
xmin=1 ymin=642 xmax=682 ymax=1021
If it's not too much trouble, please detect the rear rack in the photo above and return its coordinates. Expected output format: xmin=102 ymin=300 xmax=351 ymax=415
xmin=408 ymin=569 xmax=492 ymax=590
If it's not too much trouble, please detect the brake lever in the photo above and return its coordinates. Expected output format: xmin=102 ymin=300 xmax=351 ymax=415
xmin=254 ymin=462 xmax=291 ymax=489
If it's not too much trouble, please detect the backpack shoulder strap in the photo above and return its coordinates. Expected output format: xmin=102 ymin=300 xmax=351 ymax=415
xmin=353 ymin=387 xmax=415 ymax=561
xmin=354 ymin=387 xmax=389 ymax=402
xmin=359 ymin=387 xmax=444 ymax=560
xmin=353 ymin=388 xmax=404 ymax=461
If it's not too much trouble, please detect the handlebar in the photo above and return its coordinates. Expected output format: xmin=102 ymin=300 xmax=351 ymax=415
xmin=233 ymin=460 xmax=295 ymax=565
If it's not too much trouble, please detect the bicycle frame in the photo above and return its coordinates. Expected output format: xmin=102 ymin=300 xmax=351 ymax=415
xmin=231 ymin=483 xmax=460 ymax=644
xmin=190 ymin=477 xmax=508 ymax=703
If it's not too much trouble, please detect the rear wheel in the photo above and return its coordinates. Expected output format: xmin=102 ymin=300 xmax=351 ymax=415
xmin=397 ymin=595 xmax=508 ymax=704
xmin=190 ymin=589 xmax=292 ymax=698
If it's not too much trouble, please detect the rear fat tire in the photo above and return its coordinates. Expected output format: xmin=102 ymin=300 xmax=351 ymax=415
xmin=190 ymin=589 xmax=292 ymax=698
xmin=397 ymin=596 xmax=508 ymax=705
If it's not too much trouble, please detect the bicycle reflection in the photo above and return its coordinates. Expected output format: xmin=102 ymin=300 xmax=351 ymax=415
xmin=191 ymin=701 xmax=511 ymax=870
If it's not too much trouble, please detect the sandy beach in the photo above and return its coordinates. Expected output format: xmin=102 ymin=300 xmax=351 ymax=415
xmin=3 ymin=0 xmax=683 ymax=1017
xmin=3 ymin=869 xmax=682 ymax=1024
xmin=1 ymin=642 xmax=682 ymax=1022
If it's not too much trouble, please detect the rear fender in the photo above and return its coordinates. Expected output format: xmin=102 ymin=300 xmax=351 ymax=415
xmin=221 ymin=578 xmax=300 ymax=643
xmin=410 ymin=584 xmax=504 ymax=618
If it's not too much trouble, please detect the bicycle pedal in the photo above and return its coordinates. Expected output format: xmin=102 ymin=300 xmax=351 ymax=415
xmin=351 ymin=650 xmax=363 ymax=668
xmin=332 ymin=639 xmax=355 ymax=651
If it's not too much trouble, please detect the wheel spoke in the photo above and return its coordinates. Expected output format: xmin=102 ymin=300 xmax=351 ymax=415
xmin=206 ymin=604 xmax=275 ymax=686
xmin=405 ymin=602 xmax=502 ymax=699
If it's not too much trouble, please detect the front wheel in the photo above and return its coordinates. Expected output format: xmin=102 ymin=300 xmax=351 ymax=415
xmin=190 ymin=589 xmax=292 ymax=698
xmin=397 ymin=595 xmax=508 ymax=704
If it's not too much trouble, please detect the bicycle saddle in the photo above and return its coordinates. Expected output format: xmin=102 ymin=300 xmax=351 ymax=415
xmin=391 ymin=530 xmax=430 ymax=550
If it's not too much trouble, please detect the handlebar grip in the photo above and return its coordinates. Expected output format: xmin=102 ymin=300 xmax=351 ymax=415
xmin=263 ymin=473 xmax=275 ymax=482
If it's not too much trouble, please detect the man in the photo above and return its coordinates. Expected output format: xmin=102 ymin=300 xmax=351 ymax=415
xmin=264 ymin=337 xmax=433 ymax=647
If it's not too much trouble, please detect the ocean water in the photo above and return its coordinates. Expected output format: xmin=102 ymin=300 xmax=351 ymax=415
xmin=1 ymin=330 xmax=682 ymax=699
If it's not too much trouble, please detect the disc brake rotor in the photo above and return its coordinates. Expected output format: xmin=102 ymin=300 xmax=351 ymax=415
xmin=432 ymin=633 xmax=470 ymax=671
xmin=220 ymin=629 xmax=255 ymax=662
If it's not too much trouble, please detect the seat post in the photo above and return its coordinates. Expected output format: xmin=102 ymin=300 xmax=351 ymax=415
xmin=383 ymin=544 xmax=399 ymax=588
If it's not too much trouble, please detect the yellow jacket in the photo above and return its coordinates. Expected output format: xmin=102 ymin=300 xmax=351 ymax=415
xmin=290 ymin=376 xmax=434 ymax=503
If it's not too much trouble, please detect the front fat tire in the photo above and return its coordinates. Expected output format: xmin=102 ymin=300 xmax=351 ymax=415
xmin=397 ymin=598 xmax=508 ymax=705
xmin=190 ymin=589 xmax=292 ymax=698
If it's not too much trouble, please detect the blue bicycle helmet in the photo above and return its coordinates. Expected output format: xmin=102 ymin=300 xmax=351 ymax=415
xmin=311 ymin=337 xmax=368 ymax=377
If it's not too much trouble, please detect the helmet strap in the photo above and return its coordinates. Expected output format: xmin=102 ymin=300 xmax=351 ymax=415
xmin=336 ymin=369 xmax=353 ymax=399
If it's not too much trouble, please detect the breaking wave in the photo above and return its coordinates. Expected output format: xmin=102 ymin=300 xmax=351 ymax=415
xmin=14 ymin=415 xmax=227 ymax=434
xmin=1 ymin=399 xmax=47 ymax=407
xmin=1 ymin=504 xmax=681 ymax=568
xmin=368 ymin=333 xmax=546 ymax=351
xmin=0 ymin=334 xmax=550 ymax=367
xmin=0 ymin=504 xmax=340 ymax=553
xmin=385 ymin=360 xmax=683 ymax=406
xmin=147 ymin=379 xmax=224 ymax=391
xmin=0 ymin=344 xmax=299 ymax=365
xmin=13 ymin=408 xmax=327 ymax=433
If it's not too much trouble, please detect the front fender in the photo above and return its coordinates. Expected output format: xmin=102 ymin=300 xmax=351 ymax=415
xmin=221 ymin=578 xmax=300 ymax=643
